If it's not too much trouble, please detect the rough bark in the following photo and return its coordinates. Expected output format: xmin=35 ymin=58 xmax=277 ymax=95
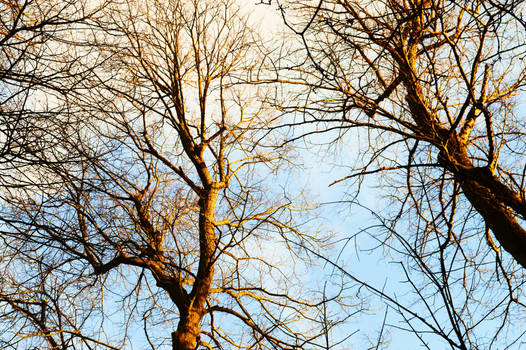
xmin=405 ymin=83 xmax=526 ymax=268
xmin=437 ymin=135 xmax=526 ymax=268
xmin=460 ymin=176 xmax=526 ymax=267
xmin=170 ymin=186 xmax=219 ymax=350
xmin=397 ymin=8 xmax=526 ymax=269
xmin=172 ymin=311 xmax=201 ymax=350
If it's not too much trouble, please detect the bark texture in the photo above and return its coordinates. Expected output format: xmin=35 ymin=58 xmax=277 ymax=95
xmin=400 ymin=25 xmax=526 ymax=268
xmin=169 ymin=186 xmax=219 ymax=349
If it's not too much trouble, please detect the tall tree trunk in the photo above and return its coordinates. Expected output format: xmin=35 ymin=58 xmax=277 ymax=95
xmin=171 ymin=186 xmax=220 ymax=349
xmin=460 ymin=176 xmax=526 ymax=268
xmin=401 ymin=39 xmax=526 ymax=268
xmin=172 ymin=311 xmax=201 ymax=350
xmin=438 ymin=136 xmax=526 ymax=268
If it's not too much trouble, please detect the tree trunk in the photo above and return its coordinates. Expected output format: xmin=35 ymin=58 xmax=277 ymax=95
xmin=170 ymin=186 xmax=220 ymax=350
xmin=401 ymin=45 xmax=526 ymax=268
xmin=460 ymin=177 xmax=526 ymax=268
xmin=438 ymin=135 xmax=526 ymax=268
xmin=172 ymin=311 xmax=201 ymax=350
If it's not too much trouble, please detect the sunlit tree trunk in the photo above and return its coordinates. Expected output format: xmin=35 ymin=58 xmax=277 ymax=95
xmin=172 ymin=186 xmax=218 ymax=349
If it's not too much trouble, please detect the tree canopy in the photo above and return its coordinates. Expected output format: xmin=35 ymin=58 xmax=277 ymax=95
xmin=0 ymin=0 xmax=526 ymax=349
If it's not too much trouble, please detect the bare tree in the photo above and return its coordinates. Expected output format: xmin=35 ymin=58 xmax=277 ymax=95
xmin=0 ymin=1 xmax=124 ymax=349
xmin=0 ymin=0 xmax=350 ymax=349
xmin=0 ymin=255 xmax=120 ymax=349
xmin=0 ymin=0 xmax=107 ymax=162
xmin=269 ymin=0 xmax=526 ymax=348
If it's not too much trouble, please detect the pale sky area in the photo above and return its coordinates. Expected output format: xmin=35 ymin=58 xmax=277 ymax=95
xmin=237 ymin=0 xmax=285 ymax=36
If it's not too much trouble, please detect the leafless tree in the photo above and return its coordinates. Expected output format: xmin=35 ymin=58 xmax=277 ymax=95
xmin=0 ymin=254 xmax=120 ymax=349
xmin=270 ymin=0 xmax=526 ymax=348
xmin=0 ymin=0 xmax=107 ymax=164
xmin=0 ymin=0 xmax=352 ymax=349
xmin=0 ymin=1 xmax=122 ymax=349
